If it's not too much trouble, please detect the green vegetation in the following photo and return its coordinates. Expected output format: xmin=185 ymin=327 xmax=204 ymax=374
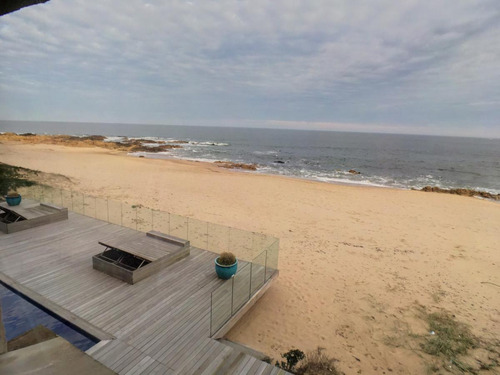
xmin=0 ymin=163 xmax=37 ymax=196
xmin=384 ymin=306 xmax=499 ymax=374
xmin=420 ymin=311 xmax=476 ymax=358
xmin=276 ymin=348 xmax=343 ymax=375
xmin=217 ymin=251 xmax=236 ymax=265
xmin=276 ymin=349 xmax=305 ymax=372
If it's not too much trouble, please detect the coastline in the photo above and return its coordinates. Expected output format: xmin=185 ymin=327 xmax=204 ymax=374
xmin=1 ymin=140 xmax=499 ymax=374
xmin=1 ymin=132 xmax=498 ymax=199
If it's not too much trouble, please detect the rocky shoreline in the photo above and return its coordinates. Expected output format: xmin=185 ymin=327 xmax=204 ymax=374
xmin=419 ymin=186 xmax=500 ymax=201
xmin=0 ymin=132 xmax=181 ymax=153
xmin=0 ymin=132 xmax=259 ymax=171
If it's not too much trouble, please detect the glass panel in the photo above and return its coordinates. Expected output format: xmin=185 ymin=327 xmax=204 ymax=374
xmin=229 ymin=228 xmax=254 ymax=262
xmin=39 ymin=186 xmax=52 ymax=204
xmin=137 ymin=206 xmax=153 ymax=232
xmin=95 ymin=197 xmax=108 ymax=222
xmin=42 ymin=187 xmax=62 ymax=206
xmin=107 ymin=199 xmax=122 ymax=225
xmin=37 ymin=185 xmax=48 ymax=204
xmin=266 ymin=240 xmax=279 ymax=281
xmin=83 ymin=195 xmax=97 ymax=218
xmin=170 ymin=213 xmax=188 ymax=239
xmin=210 ymin=281 xmax=232 ymax=336
xmin=121 ymin=203 xmax=137 ymax=229
xmin=232 ymin=263 xmax=251 ymax=313
xmin=61 ymin=190 xmax=73 ymax=210
xmin=187 ymin=218 xmax=208 ymax=249
xmin=71 ymin=191 xmax=85 ymax=214
xmin=207 ymin=223 xmax=229 ymax=253
xmin=251 ymin=232 xmax=267 ymax=256
xmin=250 ymin=249 xmax=266 ymax=295
xmin=152 ymin=210 xmax=169 ymax=234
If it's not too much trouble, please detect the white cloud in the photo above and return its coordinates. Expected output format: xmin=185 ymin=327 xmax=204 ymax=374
xmin=1 ymin=0 xmax=499 ymax=136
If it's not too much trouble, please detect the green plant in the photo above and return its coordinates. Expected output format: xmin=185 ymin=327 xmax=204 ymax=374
xmin=276 ymin=349 xmax=305 ymax=372
xmin=217 ymin=251 xmax=236 ymax=265
xmin=420 ymin=312 xmax=476 ymax=358
xmin=296 ymin=347 xmax=343 ymax=375
xmin=0 ymin=163 xmax=37 ymax=196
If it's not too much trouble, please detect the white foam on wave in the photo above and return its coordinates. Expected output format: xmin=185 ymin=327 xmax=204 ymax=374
xmin=103 ymin=136 xmax=126 ymax=143
xmin=189 ymin=141 xmax=229 ymax=146
xmin=253 ymin=150 xmax=278 ymax=156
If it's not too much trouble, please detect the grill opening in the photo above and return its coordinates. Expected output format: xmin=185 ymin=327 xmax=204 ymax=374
xmin=0 ymin=211 xmax=26 ymax=224
xmin=97 ymin=247 xmax=151 ymax=271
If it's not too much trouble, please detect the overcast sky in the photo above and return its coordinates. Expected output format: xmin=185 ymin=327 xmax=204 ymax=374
xmin=1 ymin=1 xmax=499 ymax=137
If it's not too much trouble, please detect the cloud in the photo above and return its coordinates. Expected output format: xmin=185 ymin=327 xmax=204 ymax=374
xmin=1 ymin=0 xmax=499 ymax=136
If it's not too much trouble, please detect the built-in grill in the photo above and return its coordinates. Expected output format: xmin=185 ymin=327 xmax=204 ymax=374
xmin=0 ymin=210 xmax=26 ymax=224
xmin=0 ymin=200 xmax=68 ymax=234
xmin=93 ymin=231 xmax=190 ymax=284
xmin=96 ymin=247 xmax=151 ymax=271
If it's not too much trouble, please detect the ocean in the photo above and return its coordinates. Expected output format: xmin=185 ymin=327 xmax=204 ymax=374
xmin=1 ymin=120 xmax=499 ymax=194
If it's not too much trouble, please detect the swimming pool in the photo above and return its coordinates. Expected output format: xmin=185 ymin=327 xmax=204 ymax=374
xmin=0 ymin=283 xmax=98 ymax=351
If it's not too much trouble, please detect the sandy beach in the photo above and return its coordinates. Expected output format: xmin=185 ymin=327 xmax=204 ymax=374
xmin=1 ymin=141 xmax=499 ymax=374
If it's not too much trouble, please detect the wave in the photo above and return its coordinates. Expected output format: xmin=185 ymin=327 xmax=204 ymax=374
xmin=253 ymin=150 xmax=278 ymax=155
xmin=189 ymin=141 xmax=229 ymax=146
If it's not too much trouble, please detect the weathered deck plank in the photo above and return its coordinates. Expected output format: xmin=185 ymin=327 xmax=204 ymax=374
xmin=0 ymin=211 xmax=282 ymax=374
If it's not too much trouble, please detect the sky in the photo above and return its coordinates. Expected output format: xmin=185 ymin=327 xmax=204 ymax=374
xmin=1 ymin=0 xmax=499 ymax=137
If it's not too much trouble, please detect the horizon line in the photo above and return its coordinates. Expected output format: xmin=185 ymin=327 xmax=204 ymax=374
xmin=1 ymin=118 xmax=499 ymax=140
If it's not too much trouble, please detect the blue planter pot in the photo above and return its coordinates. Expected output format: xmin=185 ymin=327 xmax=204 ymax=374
xmin=215 ymin=258 xmax=238 ymax=279
xmin=5 ymin=194 xmax=22 ymax=206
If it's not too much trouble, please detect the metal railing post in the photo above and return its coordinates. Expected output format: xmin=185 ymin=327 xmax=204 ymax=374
xmin=264 ymin=249 xmax=268 ymax=284
xmin=231 ymin=276 xmax=235 ymax=315
xmin=249 ymin=262 xmax=253 ymax=298
xmin=210 ymin=292 xmax=213 ymax=336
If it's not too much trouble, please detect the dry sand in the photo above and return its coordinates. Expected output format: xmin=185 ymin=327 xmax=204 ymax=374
xmin=1 ymin=141 xmax=499 ymax=374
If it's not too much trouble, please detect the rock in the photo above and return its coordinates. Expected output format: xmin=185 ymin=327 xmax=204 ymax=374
xmin=348 ymin=169 xmax=361 ymax=174
xmin=0 ymin=133 xmax=182 ymax=153
xmin=215 ymin=161 xmax=258 ymax=171
xmin=274 ymin=160 xmax=285 ymax=164
xmin=421 ymin=186 xmax=500 ymax=200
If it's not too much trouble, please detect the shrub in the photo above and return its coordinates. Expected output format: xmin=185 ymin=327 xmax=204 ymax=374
xmin=276 ymin=349 xmax=305 ymax=372
xmin=217 ymin=252 xmax=236 ymax=265
xmin=276 ymin=347 xmax=344 ymax=375
xmin=0 ymin=163 xmax=37 ymax=196
xmin=296 ymin=347 xmax=343 ymax=375
xmin=420 ymin=312 xmax=476 ymax=358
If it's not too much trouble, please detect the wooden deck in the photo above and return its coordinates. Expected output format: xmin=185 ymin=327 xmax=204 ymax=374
xmin=0 ymin=212 xmax=286 ymax=374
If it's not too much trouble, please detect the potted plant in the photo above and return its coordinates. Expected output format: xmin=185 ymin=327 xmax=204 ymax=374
xmin=5 ymin=192 xmax=22 ymax=206
xmin=215 ymin=252 xmax=238 ymax=279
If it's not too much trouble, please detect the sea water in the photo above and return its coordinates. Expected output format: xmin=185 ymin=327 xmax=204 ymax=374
xmin=1 ymin=120 xmax=499 ymax=194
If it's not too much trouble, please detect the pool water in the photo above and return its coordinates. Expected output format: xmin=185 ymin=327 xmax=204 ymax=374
xmin=0 ymin=283 xmax=98 ymax=351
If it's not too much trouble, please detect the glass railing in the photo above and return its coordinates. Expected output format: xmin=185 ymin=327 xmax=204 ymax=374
xmin=19 ymin=184 xmax=280 ymax=337
xmin=209 ymin=239 xmax=279 ymax=336
xmin=19 ymin=185 xmax=279 ymax=263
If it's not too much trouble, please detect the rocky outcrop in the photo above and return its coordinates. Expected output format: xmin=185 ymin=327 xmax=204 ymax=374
xmin=214 ymin=161 xmax=258 ymax=171
xmin=348 ymin=169 xmax=361 ymax=174
xmin=420 ymin=186 xmax=500 ymax=200
xmin=0 ymin=133 xmax=181 ymax=153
